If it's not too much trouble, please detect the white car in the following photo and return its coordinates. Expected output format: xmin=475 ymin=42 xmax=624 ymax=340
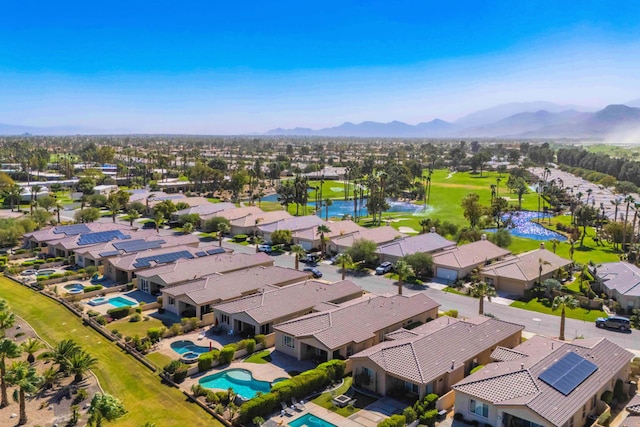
xmin=257 ymin=244 xmax=272 ymax=253
xmin=375 ymin=262 xmax=393 ymax=275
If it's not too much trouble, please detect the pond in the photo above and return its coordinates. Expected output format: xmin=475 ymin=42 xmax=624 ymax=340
xmin=311 ymin=198 xmax=429 ymax=219
xmin=485 ymin=211 xmax=567 ymax=241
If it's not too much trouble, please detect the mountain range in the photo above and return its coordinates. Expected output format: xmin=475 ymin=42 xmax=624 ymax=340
xmin=267 ymin=102 xmax=640 ymax=139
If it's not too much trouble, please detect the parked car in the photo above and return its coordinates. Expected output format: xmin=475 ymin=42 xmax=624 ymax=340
xmin=301 ymin=252 xmax=321 ymax=265
xmin=303 ymin=267 xmax=323 ymax=278
xmin=596 ymin=316 xmax=631 ymax=331
xmin=141 ymin=221 xmax=156 ymax=229
xmin=257 ymin=244 xmax=272 ymax=253
xmin=375 ymin=262 xmax=393 ymax=275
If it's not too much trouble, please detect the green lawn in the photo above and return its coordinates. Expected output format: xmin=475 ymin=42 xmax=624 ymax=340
xmin=510 ymin=298 xmax=606 ymax=322
xmin=0 ymin=276 xmax=220 ymax=427
xmin=108 ymin=316 xmax=167 ymax=338
xmin=244 ymin=350 xmax=272 ymax=364
xmin=146 ymin=351 xmax=175 ymax=370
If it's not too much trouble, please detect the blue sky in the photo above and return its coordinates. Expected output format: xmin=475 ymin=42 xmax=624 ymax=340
xmin=2 ymin=0 xmax=640 ymax=134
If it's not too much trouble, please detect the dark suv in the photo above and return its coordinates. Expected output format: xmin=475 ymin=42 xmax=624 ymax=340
xmin=596 ymin=316 xmax=631 ymax=331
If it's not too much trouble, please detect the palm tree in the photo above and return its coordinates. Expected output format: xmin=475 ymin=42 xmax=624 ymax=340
xmin=30 ymin=184 xmax=42 ymax=215
xmin=217 ymin=223 xmax=230 ymax=247
xmin=611 ymin=198 xmax=622 ymax=222
xmin=5 ymin=361 xmax=42 ymax=425
xmin=324 ymin=198 xmax=333 ymax=221
xmin=538 ymin=258 xmax=552 ymax=285
xmin=55 ymin=200 xmax=64 ymax=224
xmin=0 ymin=338 xmax=21 ymax=407
xmin=290 ymin=244 xmax=306 ymax=270
xmin=336 ymin=253 xmax=352 ymax=280
xmin=549 ymin=238 xmax=560 ymax=254
xmin=68 ymin=350 xmax=98 ymax=383
xmin=470 ymin=281 xmax=497 ymax=315
xmin=88 ymin=393 xmax=127 ymax=427
xmin=552 ymin=295 xmax=579 ymax=341
xmin=181 ymin=222 xmax=194 ymax=234
xmin=40 ymin=366 xmax=59 ymax=391
xmin=21 ymin=338 xmax=43 ymax=364
xmin=623 ymin=195 xmax=636 ymax=253
xmin=39 ymin=339 xmax=81 ymax=376
xmin=316 ymin=224 xmax=331 ymax=257
xmin=107 ymin=198 xmax=120 ymax=223
xmin=0 ymin=309 xmax=15 ymax=338
xmin=254 ymin=235 xmax=265 ymax=253
xmin=153 ymin=212 xmax=165 ymax=233
xmin=394 ymin=260 xmax=414 ymax=296
xmin=419 ymin=218 xmax=432 ymax=234
xmin=127 ymin=208 xmax=140 ymax=226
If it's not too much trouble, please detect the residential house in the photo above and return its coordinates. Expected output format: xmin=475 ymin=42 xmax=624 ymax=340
xmin=23 ymin=223 xmax=135 ymax=250
xmin=274 ymin=293 xmax=440 ymax=362
xmin=161 ymin=266 xmax=309 ymax=320
xmin=480 ymin=248 xmax=572 ymax=296
xmin=73 ymin=233 xmax=198 ymax=268
xmin=214 ymin=279 xmax=363 ymax=336
xmin=135 ymin=252 xmax=273 ymax=294
xmin=104 ymin=245 xmax=227 ymax=283
xmin=328 ymin=226 xmax=404 ymax=254
xmin=292 ymin=220 xmax=362 ymax=251
xmin=592 ymin=262 xmax=640 ymax=312
xmin=350 ymin=316 xmax=524 ymax=399
xmin=229 ymin=210 xmax=292 ymax=236
xmin=453 ymin=335 xmax=632 ymax=427
xmin=433 ymin=239 xmax=512 ymax=282
xmin=170 ymin=202 xmax=236 ymax=223
xmin=258 ymin=215 xmax=324 ymax=243
xmin=376 ymin=232 xmax=456 ymax=264
xmin=93 ymin=184 xmax=118 ymax=196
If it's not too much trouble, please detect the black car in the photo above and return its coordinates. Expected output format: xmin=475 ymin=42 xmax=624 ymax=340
xmin=303 ymin=267 xmax=323 ymax=278
xmin=141 ymin=221 xmax=156 ymax=229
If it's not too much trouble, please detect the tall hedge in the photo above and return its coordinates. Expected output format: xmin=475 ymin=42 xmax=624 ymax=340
xmin=378 ymin=414 xmax=406 ymax=427
xmin=107 ymin=306 xmax=131 ymax=320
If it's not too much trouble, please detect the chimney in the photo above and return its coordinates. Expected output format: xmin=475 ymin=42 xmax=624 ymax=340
xmin=481 ymin=234 xmax=487 ymax=241
xmin=451 ymin=360 xmax=455 ymax=370
xmin=430 ymin=227 xmax=436 ymax=233
xmin=521 ymin=363 xmax=524 ymax=370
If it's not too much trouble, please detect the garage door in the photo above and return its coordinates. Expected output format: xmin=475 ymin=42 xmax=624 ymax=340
xmin=496 ymin=280 xmax=524 ymax=296
xmin=436 ymin=267 xmax=458 ymax=282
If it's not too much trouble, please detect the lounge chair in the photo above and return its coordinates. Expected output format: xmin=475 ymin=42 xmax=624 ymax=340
xmin=292 ymin=397 xmax=305 ymax=411
xmin=197 ymin=331 xmax=206 ymax=340
xmin=280 ymin=402 xmax=295 ymax=416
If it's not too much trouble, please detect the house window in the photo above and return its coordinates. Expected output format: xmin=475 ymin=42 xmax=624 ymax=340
xmin=283 ymin=335 xmax=295 ymax=349
xmin=591 ymin=395 xmax=597 ymax=409
xmin=221 ymin=314 xmax=229 ymax=324
xmin=470 ymin=399 xmax=489 ymax=418
xmin=260 ymin=324 xmax=270 ymax=334
xmin=405 ymin=382 xmax=419 ymax=394
xmin=347 ymin=345 xmax=354 ymax=357
xmin=140 ymin=279 xmax=149 ymax=293
xmin=168 ymin=296 xmax=175 ymax=305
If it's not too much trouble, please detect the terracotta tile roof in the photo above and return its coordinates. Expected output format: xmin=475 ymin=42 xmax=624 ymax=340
xmin=351 ymin=316 xmax=523 ymax=384
xmin=453 ymin=336 xmax=633 ymax=426
xmin=258 ymin=215 xmax=324 ymax=233
xmin=293 ymin=220 xmax=363 ymax=241
xmin=74 ymin=233 xmax=197 ymax=259
xmin=275 ymin=294 xmax=440 ymax=350
xmin=135 ymin=252 xmax=273 ymax=285
xmin=480 ymin=248 xmax=572 ymax=282
xmin=330 ymin=226 xmax=404 ymax=247
xmin=215 ymin=279 xmax=363 ymax=324
xmin=230 ymin=210 xmax=292 ymax=227
xmin=627 ymin=394 xmax=640 ymax=415
xmin=433 ymin=240 xmax=511 ymax=270
xmin=376 ymin=233 xmax=455 ymax=258
xmin=490 ymin=347 xmax=528 ymax=362
xmin=208 ymin=206 xmax=265 ymax=221
xmin=24 ymin=223 xmax=135 ymax=244
xmin=162 ymin=266 xmax=309 ymax=305
xmin=173 ymin=202 xmax=236 ymax=217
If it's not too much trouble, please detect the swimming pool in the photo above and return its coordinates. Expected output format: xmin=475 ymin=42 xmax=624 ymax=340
xmin=289 ymin=413 xmax=337 ymax=427
xmin=310 ymin=198 xmax=425 ymax=219
xmin=485 ymin=210 xmax=567 ymax=242
xmin=36 ymin=269 xmax=57 ymax=276
xmin=88 ymin=297 xmax=108 ymax=306
xmin=170 ymin=340 xmax=211 ymax=356
xmin=64 ymin=283 xmax=85 ymax=294
xmin=198 ymin=368 xmax=283 ymax=399
xmin=108 ymin=296 xmax=136 ymax=308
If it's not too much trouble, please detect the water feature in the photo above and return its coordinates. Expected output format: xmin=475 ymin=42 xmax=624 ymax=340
xmin=170 ymin=340 xmax=211 ymax=355
xmin=198 ymin=368 xmax=284 ymax=399
xmin=289 ymin=413 xmax=338 ymax=427
xmin=64 ymin=283 xmax=85 ymax=294
xmin=107 ymin=296 xmax=136 ymax=308
xmin=36 ymin=269 xmax=57 ymax=276
xmin=485 ymin=210 xmax=567 ymax=241
xmin=310 ymin=198 xmax=426 ymax=219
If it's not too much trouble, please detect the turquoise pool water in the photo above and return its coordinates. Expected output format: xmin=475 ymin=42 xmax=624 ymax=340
xmin=289 ymin=413 xmax=337 ymax=427
xmin=64 ymin=283 xmax=84 ymax=294
xmin=36 ymin=269 xmax=56 ymax=276
xmin=485 ymin=210 xmax=567 ymax=242
xmin=310 ymin=198 xmax=425 ymax=219
xmin=108 ymin=296 xmax=136 ymax=308
xmin=170 ymin=340 xmax=211 ymax=355
xmin=198 ymin=368 xmax=279 ymax=399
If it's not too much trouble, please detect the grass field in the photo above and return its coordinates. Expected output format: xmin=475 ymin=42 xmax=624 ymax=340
xmin=244 ymin=350 xmax=272 ymax=364
xmin=0 ymin=276 xmax=220 ymax=427
xmin=108 ymin=316 xmax=167 ymax=338
xmin=510 ymin=298 xmax=606 ymax=322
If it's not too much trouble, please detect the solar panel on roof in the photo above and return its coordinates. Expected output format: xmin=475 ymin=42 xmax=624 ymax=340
xmin=53 ymin=224 xmax=91 ymax=235
xmin=77 ymin=230 xmax=130 ymax=246
xmin=206 ymin=248 xmax=225 ymax=255
xmin=132 ymin=250 xmax=194 ymax=268
xmin=195 ymin=251 xmax=207 ymax=257
xmin=98 ymin=250 xmax=121 ymax=257
xmin=113 ymin=239 xmax=166 ymax=253
xmin=538 ymin=352 xmax=598 ymax=395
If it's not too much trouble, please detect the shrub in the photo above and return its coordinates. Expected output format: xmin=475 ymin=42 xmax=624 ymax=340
xmin=135 ymin=307 xmax=142 ymax=314
xmin=598 ymin=413 xmax=611 ymax=427
xmin=45 ymin=257 xmax=56 ymax=262
xmin=163 ymin=360 xmax=188 ymax=383
xmin=233 ymin=234 xmax=248 ymax=242
xmin=254 ymin=334 xmax=266 ymax=345
xmin=245 ymin=339 xmax=256 ymax=354
xmin=107 ymin=306 xmax=132 ymax=320
xmin=146 ymin=327 xmax=166 ymax=343
xmin=95 ymin=316 xmax=107 ymax=326
xmin=403 ymin=406 xmax=417 ymax=423
xmin=87 ymin=310 xmax=100 ymax=318
xmin=169 ymin=323 xmax=182 ymax=336
xmin=47 ymin=273 xmax=63 ymax=279
xmin=614 ymin=379 xmax=625 ymax=402
xmin=191 ymin=384 xmax=208 ymax=397
xmin=83 ymin=285 xmax=103 ymax=293
xmin=21 ymin=261 xmax=35 ymax=267
xmin=33 ymin=259 xmax=45 ymax=265
xmin=601 ymin=390 xmax=613 ymax=405
xmin=377 ymin=414 xmax=406 ymax=427
xmin=443 ymin=309 xmax=458 ymax=318
xmin=64 ymin=271 xmax=76 ymax=277
xmin=198 ymin=350 xmax=219 ymax=372
xmin=423 ymin=393 xmax=438 ymax=410
xmin=181 ymin=317 xmax=199 ymax=333
xmin=317 ymin=359 xmax=346 ymax=382
xmin=219 ymin=345 xmax=236 ymax=364
xmin=129 ymin=313 xmax=142 ymax=322
xmin=470 ymin=365 xmax=484 ymax=374
xmin=419 ymin=409 xmax=438 ymax=427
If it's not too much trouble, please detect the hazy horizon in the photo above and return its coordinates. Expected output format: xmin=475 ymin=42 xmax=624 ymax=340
xmin=2 ymin=1 xmax=640 ymax=134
